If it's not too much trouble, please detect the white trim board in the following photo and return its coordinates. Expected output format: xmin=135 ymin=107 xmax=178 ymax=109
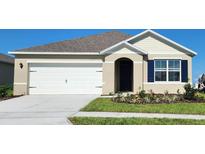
xmin=134 ymin=61 xmax=143 ymax=64
xmin=148 ymin=53 xmax=185 ymax=55
xmin=9 ymin=51 xmax=100 ymax=55
xmin=104 ymin=61 xmax=142 ymax=64
xmin=27 ymin=60 xmax=103 ymax=63
xmin=100 ymin=42 xmax=147 ymax=55
xmin=152 ymin=57 xmax=183 ymax=60
xmin=104 ymin=61 xmax=114 ymax=64
xmin=143 ymin=82 xmax=186 ymax=85
xmin=14 ymin=82 xmax=27 ymax=85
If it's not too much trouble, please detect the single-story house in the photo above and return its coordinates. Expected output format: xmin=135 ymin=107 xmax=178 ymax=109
xmin=9 ymin=30 xmax=197 ymax=95
xmin=0 ymin=54 xmax=14 ymax=85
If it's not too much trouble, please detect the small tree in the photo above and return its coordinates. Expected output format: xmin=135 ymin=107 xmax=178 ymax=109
xmin=183 ymin=83 xmax=197 ymax=100
xmin=198 ymin=74 xmax=205 ymax=84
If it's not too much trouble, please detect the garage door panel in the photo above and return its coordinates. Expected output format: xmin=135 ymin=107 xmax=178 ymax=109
xmin=29 ymin=63 xmax=102 ymax=94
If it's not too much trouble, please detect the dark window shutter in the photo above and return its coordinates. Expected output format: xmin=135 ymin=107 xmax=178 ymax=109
xmin=181 ymin=60 xmax=188 ymax=82
xmin=148 ymin=60 xmax=154 ymax=82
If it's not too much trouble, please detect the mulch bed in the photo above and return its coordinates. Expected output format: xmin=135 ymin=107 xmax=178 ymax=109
xmin=0 ymin=96 xmax=22 ymax=102
xmin=112 ymin=93 xmax=205 ymax=104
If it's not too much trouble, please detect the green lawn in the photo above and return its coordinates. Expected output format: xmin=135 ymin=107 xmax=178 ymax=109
xmin=196 ymin=92 xmax=205 ymax=99
xmin=69 ymin=117 xmax=205 ymax=125
xmin=81 ymin=98 xmax=205 ymax=115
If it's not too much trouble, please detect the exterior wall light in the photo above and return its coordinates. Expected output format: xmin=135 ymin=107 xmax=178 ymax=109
xmin=19 ymin=63 xmax=23 ymax=69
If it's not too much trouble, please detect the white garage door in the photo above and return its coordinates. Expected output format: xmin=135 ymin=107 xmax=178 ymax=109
xmin=29 ymin=63 xmax=102 ymax=94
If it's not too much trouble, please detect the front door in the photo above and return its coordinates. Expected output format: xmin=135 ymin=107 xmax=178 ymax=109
xmin=115 ymin=58 xmax=133 ymax=92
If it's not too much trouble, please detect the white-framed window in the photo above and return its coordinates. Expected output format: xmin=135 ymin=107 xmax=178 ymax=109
xmin=154 ymin=59 xmax=181 ymax=82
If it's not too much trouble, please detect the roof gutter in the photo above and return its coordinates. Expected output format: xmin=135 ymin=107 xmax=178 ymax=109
xmin=8 ymin=51 xmax=100 ymax=55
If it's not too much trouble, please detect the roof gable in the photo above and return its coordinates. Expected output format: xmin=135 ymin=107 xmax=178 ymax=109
xmin=128 ymin=30 xmax=197 ymax=56
xmin=100 ymin=42 xmax=147 ymax=55
xmin=132 ymin=35 xmax=186 ymax=55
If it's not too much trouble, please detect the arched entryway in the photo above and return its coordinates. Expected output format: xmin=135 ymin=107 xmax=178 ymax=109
xmin=115 ymin=58 xmax=133 ymax=92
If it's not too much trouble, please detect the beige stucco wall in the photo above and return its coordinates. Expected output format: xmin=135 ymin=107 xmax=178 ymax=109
xmin=102 ymin=47 xmax=143 ymax=95
xmin=102 ymin=62 xmax=114 ymax=94
xmin=13 ymin=55 xmax=104 ymax=95
xmin=102 ymin=55 xmax=192 ymax=94
xmin=0 ymin=62 xmax=14 ymax=85
xmin=13 ymin=35 xmax=194 ymax=95
xmin=13 ymin=54 xmax=193 ymax=95
xmin=13 ymin=59 xmax=28 ymax=95
xmin=101 ymin=35 xmax=193 ymax=95
xmin=132 ymin=35 xmax=193 ymax=94
xmin=133 ymin=36 xmax=186 ymax=54
xmin=143 ymin=83 xmax=186 ymax=94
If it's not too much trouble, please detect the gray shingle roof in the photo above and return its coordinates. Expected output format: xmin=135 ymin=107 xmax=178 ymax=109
xmin=15 ymin=31 xmax=132 ymax=53
xmin=0 ymin=54 xmax=14 ymax=64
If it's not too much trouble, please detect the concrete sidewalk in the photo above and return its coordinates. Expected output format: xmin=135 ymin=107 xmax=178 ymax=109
xmin=72 ymin=111 xmax=205 ymax=120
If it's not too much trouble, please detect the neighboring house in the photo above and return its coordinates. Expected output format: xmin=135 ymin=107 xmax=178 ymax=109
xmin=0 ymin=54 xmax=14 ymax=85
xmin=9 ymin=30 xmax=197 ymax=95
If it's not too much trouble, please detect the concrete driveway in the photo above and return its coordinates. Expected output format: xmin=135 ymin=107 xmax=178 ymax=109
xmin=0 ymin=95 xmax=98 ymax=125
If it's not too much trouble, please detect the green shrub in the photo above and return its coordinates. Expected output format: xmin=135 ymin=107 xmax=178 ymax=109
xmin=177 ymin=89 xmax=181 ymax=95
xmin=125 ymin=93 xmax=136 ymax=104
xmin=112 ymin=85 xmax=204 ymax=104
xmin=143 ymin=96 xmax=151 ymax=103
xmin=0 ymin=85 xmax=11 ymax=97
xmin=183 ymin=83 xmax=197 ymax=100
xmin=139 ymin=90 xmax=146 ymax=98
xmin=112 ymin=92 xmax=123 ymax=103
xmin=148 ymin=90 xmax=155 ymax=101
